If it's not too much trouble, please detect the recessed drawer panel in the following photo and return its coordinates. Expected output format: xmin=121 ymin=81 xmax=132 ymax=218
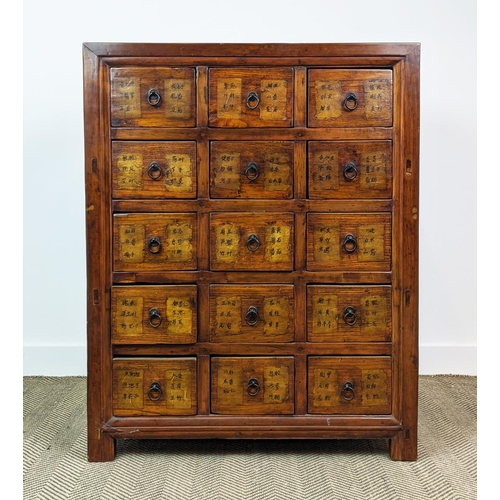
xmin=307 ymin=213 xmax=391 ymax=272
xmin=112 ymin=285 xmax=197 ymax=344
xmin=112 ymin=141 xmax=197 ymax=199
xmin=308 ymin=70 xmax=393 ymax=128
xmin=209 ymin=68 xmax=293 ymax=128
xmin=308 ymin=141 xmax=393 ymax=199
xmin=308 ymin=356 xmax=392 ymax=415
xmin=307 ymin=285 xmax=392 ymax=342
xmin=211 ymin=357 xmax=295 ymax=414
xmin=210 ymin=285 xmax=294 ymax=343
xmin=113 ymin=213 xmax=197 ymax=271
xmin=210 ymin=141 xmax=293 ymax=199
xmin=210 ymin=213 xmax=294 ymax=271
xmin=110 ymin=67 xmax=196 ymax=127
xmin=113 ymin=357 xmax=197 ymax=416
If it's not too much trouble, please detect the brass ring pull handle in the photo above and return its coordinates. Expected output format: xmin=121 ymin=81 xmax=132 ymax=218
xmin=341 ymin=381 xmax=355 ymax=401
xmin=148 ymin=381 xmax=162 ymax=401
xmin=343 ymin=92 xmax=358 ymax=111
xmin=148 ymin=236 xmax=162 ymax=254
xmin=147 ymin=162 xmax=162 ymax=180
xmin=245 ymin=306 xmax=259 ymax=326
xmin=246 ymin=91 xmax=260 ymax=109
xmin=246 ymin=378 xmax=260 ymax=396
xmin=245 ymin=162 xmax=259 ymax=181
xmin=343 ymin=162 xmax=358 ymax=181
xmin=343 ymin=306 xmax=357 ymax=326
xmin=343 ymin=234 xmax=357 ymax=253
xmin=148 ymin=308 xmax=162 ymax=328
xmin=147 ymin=88 xmax=161 ymax=106
xmin=246 ymin=233 xmax=260 ymax=252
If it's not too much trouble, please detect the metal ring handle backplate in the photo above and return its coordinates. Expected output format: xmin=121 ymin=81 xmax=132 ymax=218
xmin=343 ymin=162 xmax=358 ymax=181
xmin=148 ymin=308 xmax=162 ymax=328
xmin=245 ymin=306 xmax=259 ymax=326
xmin=246 ymin=378 xmax=260 ymax=396
xmin=341 ymin=381 xmax=355 ymax=401
xmin=148 ymin=236 xmax=162 ymax=254
xmin=246 ymin=91 xmax=260 ymax=109
xmin=246 ymin=233 xmax=260 ymax=252
xmin=147 ymin=88 xmax=161 ymax=106
xmin=148 ymin=381 xmax=162 ymax=401
xmin=245 ymin=162 xmax=259 ymax=181
xmin=343 ymin=92 xmax=358 ymax=111
xmin=147 ymin=162 xmax=162 ymax=180
xmin=343 ymin=234 xmax=357 ymax=253
xmin=343 ymin=306 xmax=357 ymax=326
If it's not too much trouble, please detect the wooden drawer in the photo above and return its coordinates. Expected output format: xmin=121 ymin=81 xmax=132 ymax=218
xmin=308 ymin=141 xmax=392 ymax=199
xmin=211 ymin=357 xmax=294 ymax=414
xmin=210 ymin=213 xmax=294 ymax=271
xmin=307 ymin=285 xmax=392 ymax=342
xmin=113 ymin=357 xmax=197 ymax=416
xmin=210 ymin=285 xmax=294 ymax=343
xmin=306 ymin=213 xmax=391 ymax=271
xmin=308 ymin=356 xmax=392 ymax=415
xmin=210 ymin=141 xmax=293 ymax=199
xmin=112 ymin=141 xmax=197 ymax=199
xmin=209 ymin=68 xmax=293 ymax=127
xmin=308 ymin=70 xmax=393 ymax=128
xmin=113 ymin=213 xmax=197 ymax=271
xmin=112 ymin=286 xmax=197 ymax=344
xmin=110 ymin=67 xmax=196 ymax=127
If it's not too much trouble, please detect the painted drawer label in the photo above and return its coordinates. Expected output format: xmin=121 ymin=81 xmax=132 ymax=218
xmin=360 ymin=151 xmax=388 ymax=191
xmin=357 ymin=224 xmax=385 ymax=262
xmin=215 ymin=296 xmax=242 ymax=336
xmin=214 ymin=223 xmax=241 ymax=263
xmin=117 ymin=153 xmax=144 ymax=190
xmin=213 ymin=152 xmax=241 ymax=191
xmin=164 ymin=153 xmax=193 ymax=193
xmin=314 ymin=80 xmax=342 ymax=120
xmin=116 ymin=296 xmax=144 ymax=336
xmin=217 ymin=78 xmax=242 ymax=119
xmin=260 ymin=80 xmax=288 ymax=121
xmin=119 ymin=224 xmax=145 ymax=263
xmin=165 ymin=367 xmax=193 ymax=409
xmin=113 ymin=77 xmax=141 ymax=120
xmin=165 ymin=221 xmax=194 ymax=262
xmin=116 ymin=369 xmax=144 ymax=410
xmin=164 ymin=78 xmax=192 ymax=120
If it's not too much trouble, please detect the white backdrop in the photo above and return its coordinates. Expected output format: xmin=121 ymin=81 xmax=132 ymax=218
xmin=22 ymin=0 xmax=477 ymax=375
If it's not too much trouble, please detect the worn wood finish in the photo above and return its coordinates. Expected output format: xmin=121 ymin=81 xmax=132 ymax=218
xmin=84 ymin=43 xmax=419 ymax=462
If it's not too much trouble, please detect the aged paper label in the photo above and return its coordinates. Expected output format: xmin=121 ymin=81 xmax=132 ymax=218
xmin=360 ymin=294 xmax=387 ymax=333
xmin=115 ymin=296 xmax=144 ymax=336
xmin=310 ymin=150 xmax=339 ymax=191
xmin=361 ymin=369 xmax=389 ymax=406
xmin=116 ymin=369 xmax=144 ymax=410
xmin=265 ymin=221 xmax=291 ymax=263
xmin=113 ymin=77 xmax=141 ymax=119
xmin=357 ymin=224 xmax=384 ymax=262
xmin=119 ymin=224 xmax=145 ymax=263
xmin=260 ymin=80 xmax=288 ymax=121
xmin=213 ymin=152 xmax=241 ymax=191
xmin=116 ymin=153 xmax=143 ymax=190
xmin=360 ymin=151 xmax=388 ymax=191
xmin=312 ymin=294 xmax=338 ymax=335
xmin=264 ymin=152 xmax=292 ymax=191
xmin=214 ymin=296 xmax=242 ymax=336
xmin=166 ymin=297 xmax=193 ymax=336
xmin=364 ymin=80 xmax=392 ymax=121
xmin=263 ymin=365 xmax=289 ymax=404
xmin=215 ymin=223 xmax=241 ymax=263
xmin=263 ymin=297 xmax=290 ymax=336
xmin=311 ymin=367 xmax=337 ymax=408
xmin=165 ymin=222 xmax=194 ymax=263
xmin=164 ymin=153 xmax=193 ymax=193
xmin=217 ymin=366 xmax=243 ymax=404
xmin=217 ymin=78 xmax=242 ymax=119
xmin=165 ymin=368 xmax=192 ymax=409
xmin=164 ymin=78 xmax=192 ymax=120
xmin=313 ymin=225 xmax=340 ymax=263
xmin=314 ymin=80 xmax=342 ymax=120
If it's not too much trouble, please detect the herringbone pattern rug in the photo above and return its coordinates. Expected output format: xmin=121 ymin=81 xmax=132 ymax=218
xmin=23 ymin=375 xmax=476 ymax=499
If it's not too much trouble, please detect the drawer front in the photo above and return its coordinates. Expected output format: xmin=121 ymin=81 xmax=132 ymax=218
xmin=308 ymin=356 xmax=392 ymax=415
xmin=113 ymin=213 xmax=197 ymax=271
xmin=308 ymin=70 xmax=393 ymax=128
xmin=209 ymin=68 xmax=293 ymax=128
xmin=110 ymin=67 xmax=196 ymax=127
xmin=307 ymin=213 xmax=391 ymax=271
xmin=112 ymin=141 xmax=197 ymax=199
xmin=112 ymin=286 xmax=197 ymax=344
xmin=308 ymin=141 xmax=393 ymax=199
xmin=113 ymin=357 xmax=197 ymax=416
xmin=307 ymin=286 xmax=392 ymax=342
xmin=211 ymin=357 xmax=294 ymax=414
xmin=210 ymin=141 xmax=293 ymax=199
xmin=210 ymin=285 xmax=294 ymax=343
xmin=210 ymin=213 xmax=294 ymax=271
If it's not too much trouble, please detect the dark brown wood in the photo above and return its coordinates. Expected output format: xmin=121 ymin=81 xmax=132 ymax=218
xmin=84 ymin=42 xmax=419 ymax=462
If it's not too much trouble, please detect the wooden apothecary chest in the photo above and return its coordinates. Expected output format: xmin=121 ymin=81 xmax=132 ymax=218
xmin=83 ymin=43 xmax=420 ymax=461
